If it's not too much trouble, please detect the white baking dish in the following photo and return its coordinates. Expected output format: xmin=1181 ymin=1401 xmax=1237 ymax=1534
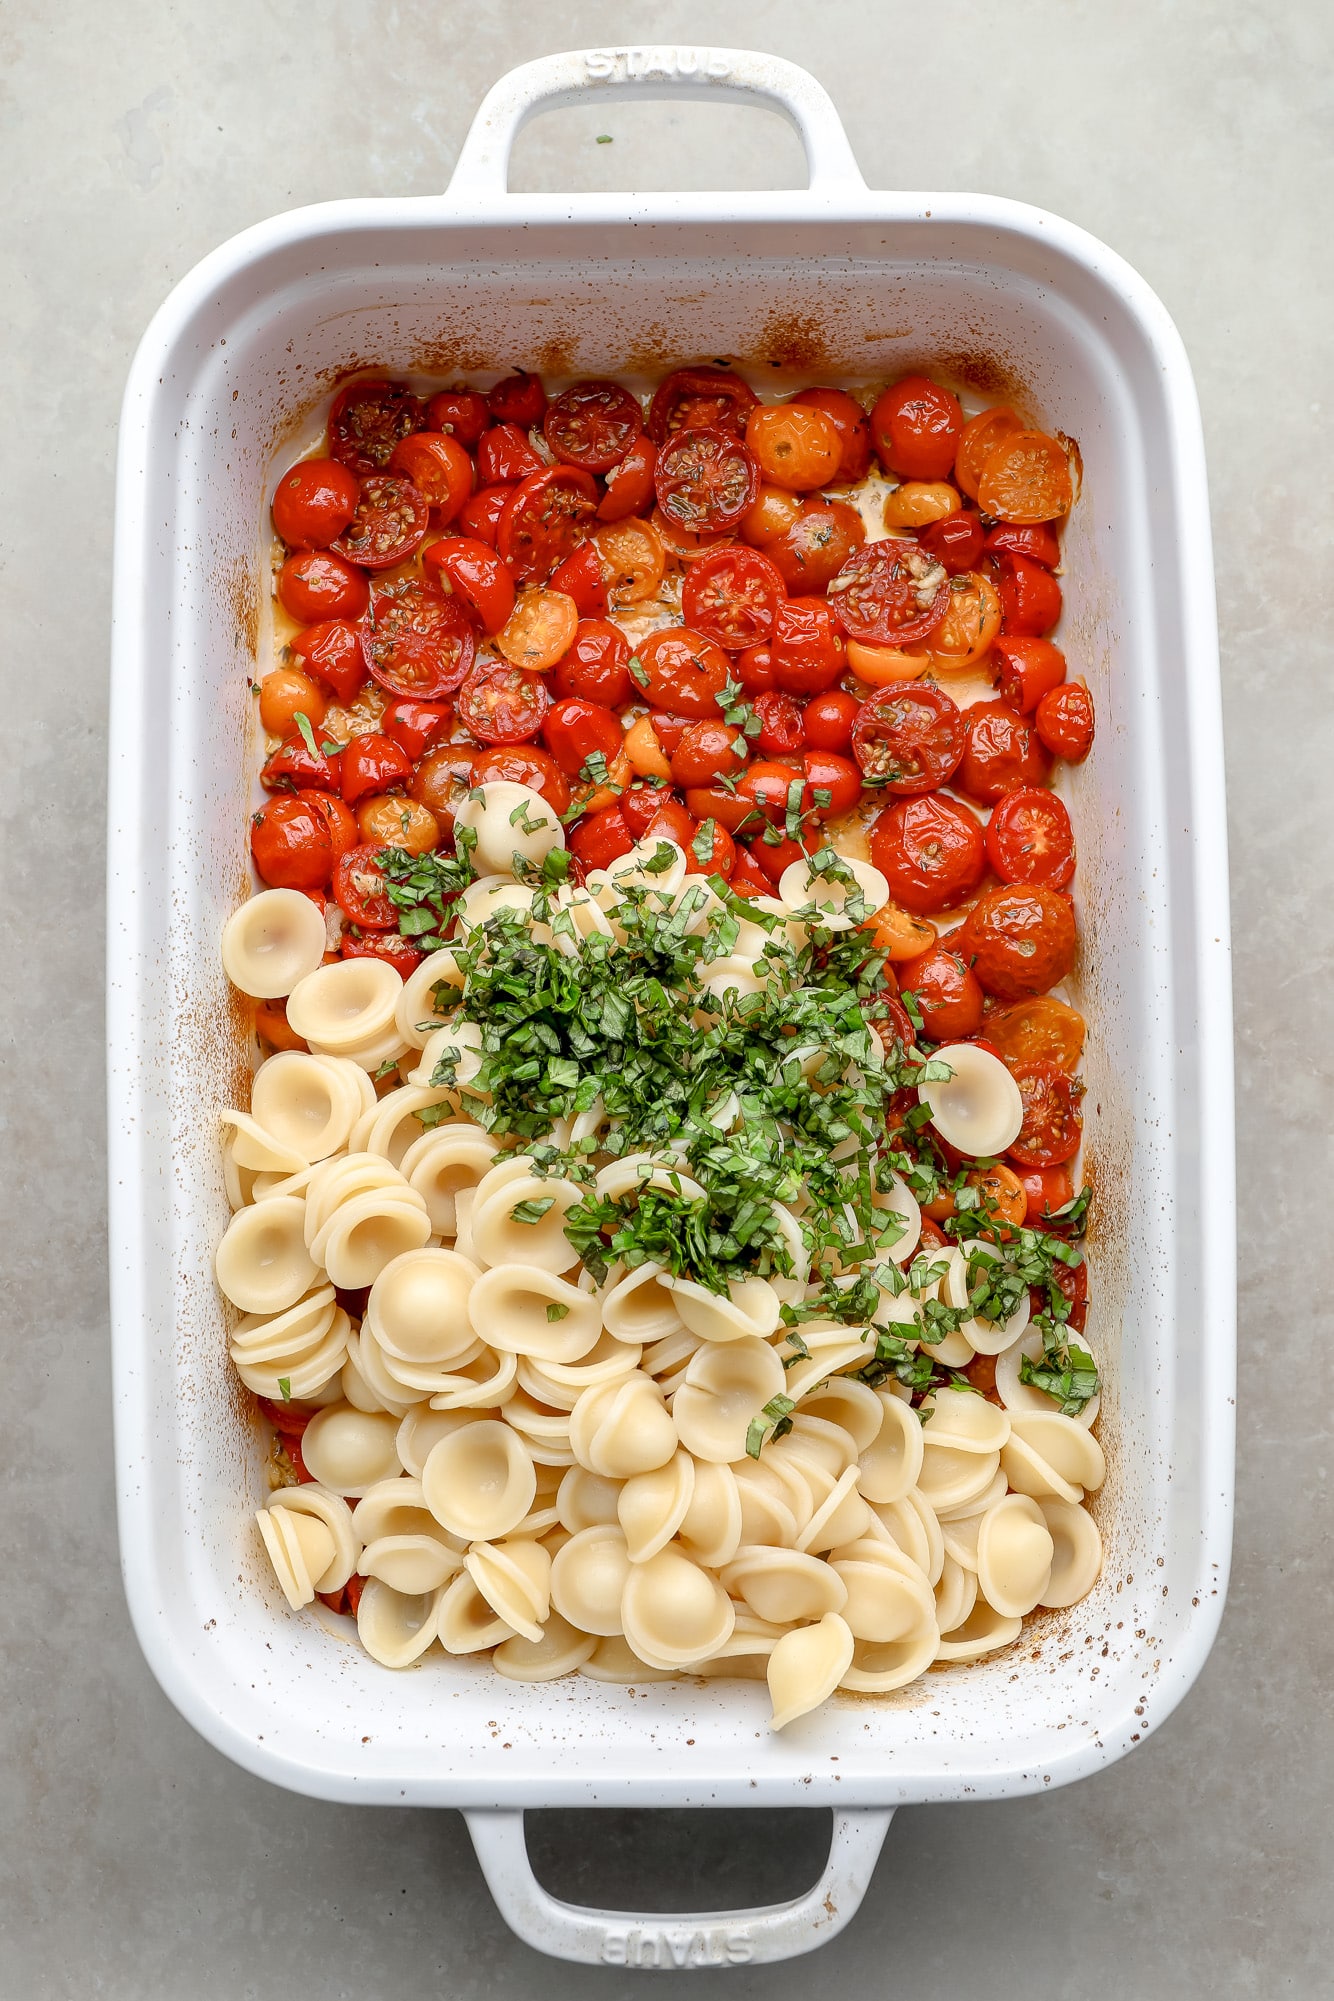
xmin=108 ymin=48 xmax=1234 ymax=1967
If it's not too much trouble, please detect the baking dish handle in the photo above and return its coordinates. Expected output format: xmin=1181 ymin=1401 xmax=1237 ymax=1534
xmin=446 ymin=47 xmax=866 ymax=200
xmin=464 ymin=1805 xmax=892 ymax=1967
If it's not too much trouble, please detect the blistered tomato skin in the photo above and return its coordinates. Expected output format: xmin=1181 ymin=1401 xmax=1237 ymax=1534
xmin=472 ymin=745 xmax=571 ymax=816
xmin=261 ymin=733 xmax=341 ymax=794
xmin=801 ymin=689 xmax=859 ymax=752
xmin=956 ymin=699 xmax=1051 ymax=804
xmin=487 ymin=371 xmax=547 ymax=428
xmin=869 ymin=793 xmax=987 ymax=915
xmin=958 ymin=885 xmax=1078 ymax=1001
xmin=272 ymin=459 xmax=360 ymax=548
xmin=568 ymin=803 xmax=637 ymax=870
xmin=997 ymin=552 xmax=1063 ymax=637
xmin=290 ymin=620 xmax=366 ymax=705
xmin=994 ymin=637 xmax=1067 ymax=714
xmin=770 ymin=598 xmax=845 ymax=696
xmin=766 ymin=500 xmax=866 ymax=595
xmin=1036 ymin=682 xmax=1096 ymax=761
xmin=339 ymin=732 xmax=413 ymax=805
xmin=896 ymin=946 xmax=986 ymax=1041
xmin=637 ymin=628 xmax=732 ymax=719
xmin=421 ymin=535 xmax=516 ymax=636
xmin=669 ymin=720 xmax=749 ymax=789
xmin=553 ymin=620 xmax=632 ymax=706
xmin=787 ymin=387 xmax=874 ymax=483
xmin=476 ymin=423 xmax=544 ymax=487
xmin=250 ymin=795 xmax=335 ymax=890
xmin=542 ymin=698 xmax=625 ymax=779
xmin=426 ymin=388 xmax=489 ymax=449
xmin=381 ymin=699 xmax=452 ymax=763
xmin=871 ymin=376 xmax=964 ymax=481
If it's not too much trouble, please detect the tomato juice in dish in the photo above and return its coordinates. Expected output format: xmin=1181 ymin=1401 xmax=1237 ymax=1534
xmin=219 ymin=364 xmax=1103 ymax=1722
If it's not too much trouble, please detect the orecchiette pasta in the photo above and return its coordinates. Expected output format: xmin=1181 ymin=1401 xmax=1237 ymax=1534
xmin=918 ymin=1041 xmax=1024 ymax=1158
xmin=767 ymin=1613 xmax=856 ymax=1730
xmin=222 ymin=887 xmax=328 ymax=999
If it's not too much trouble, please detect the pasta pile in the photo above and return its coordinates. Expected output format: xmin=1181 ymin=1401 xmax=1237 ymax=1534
xmin=219 ymin=780 xmax=1103 ymax=1728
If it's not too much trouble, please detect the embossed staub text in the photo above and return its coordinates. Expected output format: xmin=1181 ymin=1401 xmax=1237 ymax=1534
xmin=584 ymin=48 xmax=732 ymax=82
xmin=599 ymin=1924 xmax=754 ymax=1967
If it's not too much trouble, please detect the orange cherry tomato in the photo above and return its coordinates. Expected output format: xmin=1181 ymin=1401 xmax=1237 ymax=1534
xmin=744 ymin=405 xmax=843 ymax=491
xmin=271 ymin=458 xmax=360 ymax=549
xmin=845 ymin=639 xmax=930 ymax=687
xmin=871 ymin=376 xmax=963 ymax=481
xmin=897 ymin=945 xmax=985 ymax=1040
xmin=354 ymin=796 xmax=439 ymax=853
xmin=977 ymin=431 xmax=1075 ymax=524
xmin=923 ymin=571 xmax=1003 ymax=670
xmin=388 ymin=432 xmax=474 ymax=521
xmin=954 ymin=405 xmax=1023 ymax=500
xmin=259 ymin=667 xmax=327 ymax=737
xmin=254 ymin=999 xmax=308 ymax=1052
xmin=966 ymin=1163 xmax=1028 ymax=1230
xmin=495 ymin=589 xmax=580 ymax=671
xmin=983 ymin=995 xmax=1086 ymax=1073
xmin=410 ymin=746 xmax=477 ymax=835
xmin=766 ymin=499 xmax=866 ymax=594
xmin=597 ymin=435 xmax=658 ymax=522
xmin=594 ymin=516 xmax=666 ymax=605
xmin=738 ymin=484 xmax=805 ymax=547
xmin=787 ymin=387 xmax=873 ymax=482
xmin=865 ymin=906 xmax=938 ymax=962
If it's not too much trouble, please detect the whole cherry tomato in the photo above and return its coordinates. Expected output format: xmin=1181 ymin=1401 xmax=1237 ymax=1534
xmin=497 ymin=466 xmax=598 ymax=583
xmin=340 ymin=731 xmax=413 ymax=804
xmin=918 ymin=510 xmax=985 ymax=575
xmin=410 ymin=746 xmax=476 ymax=834
xmin=744 ymin=404 xmax=843 ymax=491
xmin=654 ymin=426 xmax=759 ymax=534
xmin=381 ymin=698 xmax=452 ymax=762
xmin=455 ymin=662 xmax=551 ymax=745
xmin=476 ymin=423 xmax=544 ymax=487
xmin=985 ymin=786 xmax=1076 ymax=889
xmin=985 ymin=521 xmax=1060 ymax=568
xmin=304 ymin=789 xmax=358 ymax=859
xmin=542 ymin=697 xmax=625 ymax=779
xmin=787 ymin=387 xmax=873 ymax=482
xmin=851 ymin=683 xmax=965 ymax=793
xmin=997 ymin=551 xmax=1062 ymax=636
xmin=766 ymin=499 xmax=866 ymax=595
xmin=473 ymin=744 xmax=571 ymax=816
xmin=272 ymin=458 xmax=360 ymax=548
xmin=278 ymin=552 xmax=368 ymax=624
xmin=637 ymin=628 xmax=732 ymax=719
xmin=682 ymin=784 xmax=760 ymax=835
xmin=327 ymin=380 xmax=425 ymax=474
xmin=828 ymin=540 xmax=950 ymax=648
xmin=250 ymin=793 xmax=335 ymax=889
xmin=802 ymin=689 xmax=859 ymax=751
xmin=734 ymin=642 xmax=777 ymax=693
xmin=684 ymin=815 xmax=736 ymax=878
xmin=550 ymin=541 xmax=608 ymax=617
xmin=751 ymin=691 xmax=805 ymax=760
xmin=332 ymin=844 xmax=398 ymax=930
xmin=544 ymin=379 xmax=643 ymax=472
xmin=739 ymin=484 xmax=805 ymax=548
xmin=956 ymin=699 xmax=1050 ymax=804
xmin=957 ymin=885 xmax=1077 ymax=1001
xmin=288 ymin=620 xmax=365 ymax=705
xmin=983 ymin=994 xmax=1086 ymax=1073
xmin=1008 ymin=1060 xmax=1083 ymax=1166
xmin=649 ymin=713 xmax=695 ymax=755
xmin=553 ymin=619 xmax=632 ymax=706
xmin=770 ymin=597 xmax=844 ymax=695
xmin=746 ymin=826 xmax=819 ymax=886
xmin=569 ymin=802 xmax=636 ymax=870
xmin=355 ymin=795 xmax=437 ymax=854
xmin=330 ymin=473 xmax=430 ymax=569
xmin=615 ymin=783 xmax=665 ymax=838
xmin=426 ymin=388 xmax=489 ymax=448
xmin=801 ymin=749 xmax=862 ymax=816
xmin=643 ymin=797 xmax=697 ymax=849
xmin=681 ymin=546 xmax=786 ymax=651
xmin=261 ymin=732 xmax=341 ymax=793
xmin=737 ymin=759 xmax=811 ymax=829
xmin=388 ymin=432 xmax=473 ymax=521
xmin=458 ymin=485 xmax=512 ymax=546
xmin=487 ymin=371 xmax=547 ymax=427
xmin=896 ymin=946 xmax=985 ymax=1040
xmin=364 ymin=578 xmax=476 ymax=700
xmin=648 ymin=367 xmax=758 ymax=442
xmin=727 ymin=846 xmax=771 ymax=898
xmin=259 ymin=666 xmax=327 ymax=737
xmin=869 ymin=793 xmax=986 ymax=914
xmin=669 ymin=720 xmax=749 ymax=789
xmin=597 ymin=435 xmax=658 ymax=522
xmin=421 ymin=534 xmax=516 ymax=636
xmin=871 ymin=376 xmax=963 ymax=480
xmin=994 ymin=637 xmax=1067 ymax=714
xmin=1014 ymin=1160 xmax=1075 ymax=1222
xmin=1036 ymin=683 xmax=1095 ymax=761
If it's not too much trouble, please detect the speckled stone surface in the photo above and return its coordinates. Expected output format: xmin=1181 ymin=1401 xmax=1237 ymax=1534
xmin=3 ymin=2 xmax=1329 ymax=1993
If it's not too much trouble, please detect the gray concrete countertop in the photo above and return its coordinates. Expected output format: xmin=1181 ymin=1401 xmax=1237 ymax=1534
xmin=3 ymin=2 xmax=1329 ymax=1993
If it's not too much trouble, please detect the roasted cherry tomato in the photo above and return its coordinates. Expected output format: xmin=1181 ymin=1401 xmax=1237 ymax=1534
xmin=739 ymin=484 xmax=805 ymax=548
xmin=637 ymin=627 xmax=732 ymax=719
xmin=328 ymin=380 xmax=425 ymax=474
xmin=278 ymin=551 xmax=369 ymax=624
xmin=956 ymin=699 xmax=1050 ymax=804
xmin=734 ymin=642 xmax=777 ymax=693
xmin=568 ymin=802 xmax=636 ymax=870
xmin=388 ymin=432 xmax=473 ymax=521
xmin=594 ymin=517 xmax=666 ymax=606
xmin=550 ymin=542 xmax=608 ymax=617
xmin=455 ymin=662 xmax=552 ymax=745
xmin=985 ymin=521 xmax=1060 ymax=568
xmin=261 ymin=731 xmax=341 ymax=794
xmin=985 ymin=786 xmax=1076 ymax=888
xmin=1008 ymin=1060 xmax=1083 ymax=1166
xmin=770 ymin=597 xmax=844 ymax=695
xmin=977 ymin=430 xmax=1074 ymax=525
xmin=746 ymin=826 xmax=819 ymax=886
xmin=1014 ymin=1160 xmax=1075 ymax=1222
xmin=801 ymin=749 xmax=862 ymax=816
xmin=869 ymin=793 xmax=986 ymax=914
xmin=828 ymin=540 xmax=950 ymax=648
xmin=642 ymin=796 xmax=697 ymax=848
xmin=364 ymin=578 xmax=476 ymax=699
xmin=1036 ymin=682 xmax=1095 ymax=762
xmin=289 ymin=619 xmax=366 ymax=705
xmin=486 ymin=371 xmax=547 ymax=427
xmin=617 ymin=782 xmax=667 ymax=838
xmin=994 ymin=636 xmax=1067 ymax=714
xmin=420 ymin=534 xmax=516 ymax=637
xmin=342 ymin=931 xmax=424 ymax=974
xmin=330 ymin=473 xmax=430 ymax=569
xmin=410 ymin=746 xmax=476 ymax=834
xmin=681 ymin=546 xmax=786 ymax=651
xmin=340 ymin=731 xmax=412 ymax=804
xmin=751 ymin=691 xmax=805 ymax=760
xmin=851 ymin=683 xmax=965 ymax=792
xmin=744 ymin=404 xmax=843 ymax=491
xmin=649 ymin=505 xmax=733 ymax=566
xmin=597 ymin=434 xmax=658 ymax=522
xmin=896 ymin=946 xmax=985 ymax=1040
xmin=683 ymin=783 xmax=761 ymax=835
xmin=364 ymin=801 xmax=439 ymax=859
xmin=553 ymin=619 xmax=632 ymax=707
xmin=669 ymin=719 xmax=749 ymax=789
xmin=476 ymin=423 xmax=544 ymax=487
xmin=458 ymin=484 xmax=512 ymax=546
xmin=272 ymin=458 xmax=361 ymax=549
xmin=802 ymin=689 xmax=859 ymax=751
xmin=654 ymin=426 xmax=759 ymax=535
xmin=259 ymin=666 xmax=327 ymax=737
xmin=496 ymin=588 xmax=580 ymax=670
xmin=919 ymin=510 xmax=985 ymax=575
xmin=331 ymin=843 xmax=398 ymax=930
xmin=497 ymin=466 xmax=598 ymax=583
xmin=684 ymin=815 xmax=736 ymax=878
xmin=381 ymin=698 xmax=452 ymax=762
xmin=787 ymin=387 xmax=873 ymax=483
xmin=766 ymin=499 xmax=866 ymax=595
xmin=472 ymin=744 xmax=572 ymax=816
xmin=648 ymin=366 xmax=759 ymax=443
xmin=250 ymin=793 xmax=335 ymax=889
xmin=736 ymin=759 xmax=810 ymax=829
xmin=426 ymin=388 xmax=490 ymax=448
xmin=955 ymin=406 xmax=1024 ymax=500
xmin=651 ymin=713 xmax=697 ymax=756
xmin=724 ymin=845 xmax=771 ymax=898
xmin=983 ymin=995 xmax=1086 ymax=1074
xmin=304 ymin=788 xmax=358 ymax=859
xmin=871 ymin=376 xmax=963 ymax=481
xmin=996 ymin=551 xmax=1063 ymax=636
xmin=957 ymin=885 xmax=1078 ymax=1001
xmin=542 ymin=697 xmax=625 ymax=779
xmin=543 ymin=379 xmax=643 ymax=471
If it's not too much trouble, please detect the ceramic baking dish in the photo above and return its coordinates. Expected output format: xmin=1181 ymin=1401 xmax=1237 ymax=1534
xmin=107 ymin=48 xmax=1234 ymax=1967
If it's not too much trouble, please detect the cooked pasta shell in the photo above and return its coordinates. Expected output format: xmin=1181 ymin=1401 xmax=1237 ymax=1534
xmin=917 ymin=1442 xmax=1002 ymax=1514
xmin=493 ymin=1612 xmax=597 ymax=1682
xmin=1037 ymin=1497 xmax=1104 ymax=1608
xmin=422 ymin=1419 xmax=537 ymax=1541
xmin=1002 ymin=1412 xmax=1106 ymax=1502
xmin=342 ymin=1324 xmax=429 ymax=1416
xmin=465 ymin=1538 xmax=552 ymax=1643
xmin=394 ymin=1406 xmax=485 ymax=1478
xmin=664 ymin=1274 xmax=781 ymax=1345
xmin=568 ymin=1373 xmax=677 ymax=1479
xmin=593 ymin=1155 xmax=706 ymax=1204
xmin=939 ymin=1244 xmax=1031 ymax=1357
xmin=731 ymin=1459 xmax=800 ymax=1549
xmin=800 ymin=1379 xmax=884 ymax=1456
xmin=223 ymin=886 xmax=329 ymax=999
xmin=556 ymin=1465 xmax=624 ymax=1534
xmin=360 ymin=1534 xmax=463 ymax=1595
xmin=407 ymin=1021 xmax=484 ymax=1092
xmin=216 ymin=1195 xmax=318 ymax=1314
xmin=678 ymin=1459 xmax=743 ymax=1568
xmin=395 ymin=947 xmax=466 ymax=1049
xmin=794 ymin=1465 xmax=871 ymax=1554
xmin=767 ymin=1613 xmax=856 ymax=1730
xmin=286 ymin=956 xmax=402 ymax=1054
xmin=361 ymin=1085 xmax=462 ymax=1167
xmin=934 ymin=1596 xmax=1023 ymax=1662
xmin=550 ymin=1524 xmax=632 ymax=1635
xmin=617 ymin=1450 xmax=696 ymax=1562
xmin=579 ymin=1636 xmax=677 ymax=1683
xmin=621 ymin=1544 xmax=735 ymax=1669
xmin=874 ymin=1174 xmax=923 ymax=1266
xmin=301 ymin=1404 xmax=402 ymax=1496
xmin=778 ymin=854 xmax=888 ymax=931
xmin=220 ymin=1110 xmax=310 ymax=1175
xmin=400 ymin=1124 xmax=501 ymax=1235
xmin=469 ymin=1264 xmax=603 ymax=1364
xmin=366 ymin=1247 xmax=479 ymax=1367
xmin=436 ymin=1569 xmax=516 ymax=1654
xmin=829 ymin=1537 xmax=937 ymax=1644
xmin=425 ymin=1345 xmax=518 ymax=1411
xmin=469 ymin=1167 xmax=586 ymax=1274
xmin=453 ymin=781 xmax=564 ymax=877
xmin=870 ymin=1488 xmax=945 ymax=1586
xmin=672 ymin=1337 xmax=786 ymax=1465
xmin=232 ymin=1308 xmax=350 ymax=1402
xmin=975 ymin=1493 xmax=1056 ymax=1618
xmin=258 ymin=1485 xmax=358 ymax=1606
xmin=313 ymin=1189 xmax=432 ymax=1291
xmin=352 ymin=1475 xmax=465 ymax=1550
xmin=517 ymin=1328 xmax=642 ymax=1408
xmin=601 ymin=1262 xmax=688 ymax=1343
xmin=918 ymin=1042 xmax=1023 ymax=1158
xmin=721 ymin=1546 xmax=848 ymax=1626
xmin=356 ymin=1578 xmax=445 ymax=1668
xmin=588 ymin=835 xmax=687 ymax=901
xmin=249 ymin=1051 xmax=366 ymax=1164
xmin=840 ymin=1619 xmax=940 ymax=1692
xmin=229 ymin=1286 xmax=336 ymax=1364
xmin=920 ymin=1386 xmax=1012 ymax=1454
xmin=857 ymin=1390 xmax=925 ymax=1504
xmin=933 ymin=1554 xmax=979 ymax=1637
xmin=995 ymin=1328 xmax=1101 ymax=1428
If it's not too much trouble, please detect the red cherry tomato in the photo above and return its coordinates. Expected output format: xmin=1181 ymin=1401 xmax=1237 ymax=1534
xmin=381 ymin=699 xmax=452 ymax=762
xmin=997 ymin=551 xmax=1063 ymax=636
xmin=487 ymin=372 xmax=547 ymax=427
xmin=683 ymin=784 xmax=760 ymax=835
xmin=550 ymin=541 xmax=608 ymax=617
xmin=828 ymin=540 xmax=951 ymax=648
xmin=289 ymin=619 xmax=367 ymax=704
xmin=648 ymin=714 xmax=692 ymax=755
xmin=458 ymin=485 xmax=512 ymax=546
xmin=746 ymin=827 xmax=819 ymax=886
xmin=1008 ymin=1060 xmax=1083 ymax=1166
xmin=751 ymin=691 xmax=805 ymax=759
xmin=597 ymin=435 xmax=658 ymax=522
xmin=1014 ymin=1161 xmax=1075 ymax=1222
xmin=681 ymin=546 xmax=786 ymax=651
xmin=340 ymin=731 xmax=413 ymax=805
xmin=331 ymin=843 xmax=398 ymax=930
xmin=543 ymin=379 xmax=643 ymax=472
xmin=728 ymin=846 xmax=772 ymax=898
xmin=272 ymin=458 xmax=361 ymax=549
xmin=919 ymin=510 xmax=985 ymax=575
xmin=669 ymin=720 xmax=749 ymax=789
xmin=956 ymin=699 xmax=1051 ymax=804
xmin=250 ymin=793 xmax=335 ymax=889
xmin=643 ymin=797 xmax=697 ymax=848
xmin=613 ymin=784 xmax=660 ymax=839
xmin=472 ymin=744 xmax=572 ymax=816
xmin=1036 ymin=683 xmax=1095 ymax=762
xmin=327 ymin=380 xmax=425 ymax=474
xmin=426 ymin=388 xmax=489 ymax=448
xmin=636 ymin=628 xmax=732 ymax=719
xmin=994 ymin=637 xmax=1067 ymax=714
xmin=476 ymin=423 xmax=544 ymax=487
xmin=770 ymin=597 xmax=845 ymax=696
xmin=342 ymin=931 xmax=424 ymax=974
xmin=542 ymin=698 xmax=625 ymax=779
xmin=278 ymin=552 xmax=369 ymax=624
xmin=985 ymin=787 xmax=1076 ymax=889
xmin=648 ymin=367 xmax=759 ymax=443
xmin=303 ymin=788 xmax=358 ymax=858
xmin=787 ymin=387 xmax=873 ymax=482
xmin=388 ymin=432 xmax=474 ymax=521
xmin=734 ymin=642 xmax=776 ymax=693
xmin=897 ymin=947 xmax=985 ymax=1041
xmin=985 ymin=521 xmax=1060 ymax=568
xmin=802 ymin=689 xmax=859 ymax=752
xmin=364 ymin=578 xmax=476 ymax=699
xmin=684 ymin=815 xmax=736 ymax=878
xmin=851 ymin=684 xmax=965 ymax=793
xmin=330 ymin=473 xmax=430 ymax=570
xmin=568 ymin=802 xmax=636 ymax=870
xmin=957 ymin=885 xmax=1078 ymax=1001
xmin=455 ymin=662 xmax=552 ymax=745
xmin=801 ymin=749 xmax=862 ymax=816
xmin=765 ymin=500 xmax=866 ymax=595
xmin=261 ymin=732 xmax=341 ymax=793
xmin=870 ymin=376 xmax=964 ymax=480
xmin=654 ymin=427 xmax=759 ymax=535
xmin=420 ymin=534 xmax=516 ymax=636
xmin=553 ymin=620 xmax=632 ymax=706
xmin=736 ymin=759 xmax=811 ymax=829
xmin=496 ymin=466 xmax=598 ymax=584
xmin=869 ymin=793 xmax=986 ymax=914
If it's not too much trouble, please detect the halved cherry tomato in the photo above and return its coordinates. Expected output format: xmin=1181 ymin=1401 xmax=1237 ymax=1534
xmin=654 ymin=426 xmax=759 ymax=534
xmin=330 ymin=473 xmax=430 ymax=569
xmin=1008 ymin=1060 xmax=1083 ymax=1166
xmin=568 ymin=802 xmax=636 ymax=869
xmin=978 ymin=431 xmax=1074 ymax=524
xmin=427 ymin=388 xmax=489 ymax=448
xmin=250 ymin=793 xmax=336 ymax=889
xmin=497 ymin=466 xmax=598 ymax=584
xmin=802 ymin=689 xmax=859 ymax=751
xmin=1014 ymin=1160 xmax=1075 ymax=1222
xmin=410 ymin=746 xmax=476 ymax=833
xmin=985 ymin=521 xmax=1060 ymax=568
xmin=649 ymin=506 xmax=733 ymax=564
xmin=957 ymin=700 xmax=1050 ymax=804
xmin=994 ymin=636 xmax=1067 ymax=714
xmin=342 ymin=931 xmax=424 ymax=974
xmin=851 ymin=683 xmax=965 ymax=792
xmin=669 ymin=720 xmax=749 ymax=789
xmin=328 ymin=380 xmax=425 ymax=474
xmin=734 ymin=642 xmax=776 ymax=693
xmin=455 ymin=662 xmax=552 ymax=745
xmin=259 ymin=666 xmax=328 ymax=737
xmin=458 ymin=485 xmax=512 ymax=546
xmin=303 ymin=788 xmax=358 ymax=857
xmin=421 ymin=534 xmax=516 ymax=636
xmin=896 ymin=946 xmax=985 ymax=1040
xmin=388 ymin=432 xmax=473 ymax=521
xmin=594 ymin=517 xmax=666 ymax=605
xmin=728 ymin=846 xmax=772 ymax=898
xmin=766 ymin=499 xmax=865 ymax=595
xmin=278 ymin=552 xmax=368 ymax=624
xmin=496 ymin=588 xmax=580 ymax=671
xmin=983 ymin=995 xmax=1086 ymax=1073
xmin=684 ymin=816 xmax=736 ymax=878
xmin=381 ymin=698 xmax=452 ymax=762
xmin=954 ymin=406 xmax=1022 ymax=500
xmin=770 ymin=597 xmax=844 ymax=695
xmin=844 ymin=640 xmax=930 ymax=687
xmin=869 ymin=793 xmax=986 ymax=914
xmin=682 ymin=546 xmax=785 ymax=650
xmin=882 ymin=482 xmax=960 ymax=532
xmin=923 ymin=571 xmax=1003 ymax=671
xmin=739 ymin=484 xmax=805 ymax=548
xmin=985 ymin=787 xmax=1075 ymax=888
xmin=261 ymin=732 xmax=340 ymax=793
xmin=648 ymin=366 xmax=758 ymax=442
xmin=637 ymin=628 xmax=732 ymax=719
xmin=597 ymin=435 xmax=657 ymax=522
xmin=996 ymin=551 xmax=1063 ymax=636
xmin=554 ymin=620 xmax=632 ymax=706
xmin=543 ymin=379 xmax=643 ymax=472
xmin=331 ymin=843 xmax=398 ymax=930
xmin=964 ymin=1163 xmax=1028 ymax=1230
xmin=801 ymin=749 xmax=862 ymax=816
xmin=542 ymin=697 xmax=625 ymax=779
xmin=828 ymin=540 xmax=950 ymax=648
xmin=865 ymin=906 xmax=937 ymax=962
xmin=787 ymin=387 xmax=873 ymax=482
xmin=737 ymin=759 xmax=810 ymax=828
xmin=355 ymin=793 xmax=435 ymax=861
xmin=919 ymin=510 xmax=985 ymax=575
xmin=477 ymin=423 xmax=544 ymax=488
xmin=272 ymin=458 xmax=360 ymax=548
xmin=550 ymin=542 xmax=608 ymax=617
xmin=472 ymin=744 xmax=571 ymax=816
xmin=750 ymin=691 xmax=804 ymax=760
xmin=364 ymin=578 xmax=476 ymax=699
xmin=1036 ymin=683 xmax=1095 ymax=762
xmin=745 ymin=405 xmax=843 ymax=491
xmin=340 ymin=731 xmax=413 ymax=804
xmin=487 ymin=371 xmax=547 ymax=427
xmin=957 ymin=885 xmax=1077 ymax=1001
xmin=871 ymin=376 xmax=963 ymax=480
